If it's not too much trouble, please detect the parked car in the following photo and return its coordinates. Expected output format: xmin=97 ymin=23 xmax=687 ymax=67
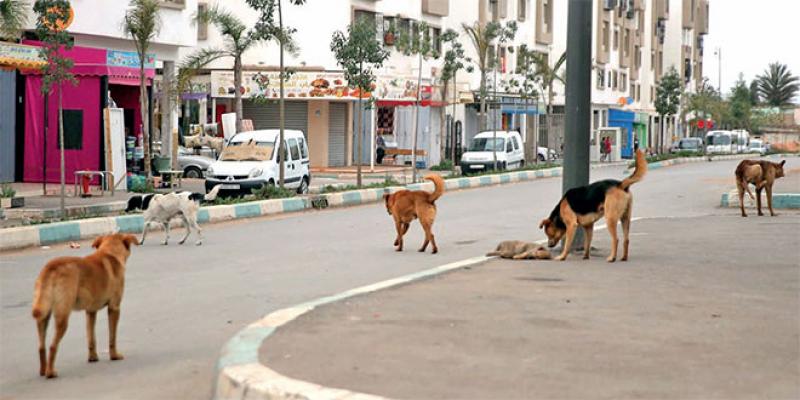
xmin=460 ymin=131 xmax=525 ymax=173
xmin=204 ymin=129 xmax=311 ymax=195
xmin=748 ymin=139 xmax=767 ymax=155
xmin=670 ymin=137 xmax=704 ymax=154
xmin=177 ymin=147 xmax=215 ymax=178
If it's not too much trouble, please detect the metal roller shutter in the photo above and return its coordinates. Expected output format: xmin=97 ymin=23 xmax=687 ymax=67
xmin=328 ymin=102 xmax=347 ymax=167
xmin=0 ymin=70 xmax=16 ymax=183
xmin=242 ymin=100 xmax=308 ymax=135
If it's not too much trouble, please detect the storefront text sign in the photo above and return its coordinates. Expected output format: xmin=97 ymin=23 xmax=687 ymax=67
xmin=106 ymin=50 xmax=156 ymax=69
xmin=0 ymin=42 xmax=45 ymax=67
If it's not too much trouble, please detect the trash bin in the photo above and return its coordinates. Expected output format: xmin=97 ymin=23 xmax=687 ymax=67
xmin=153 ymin=156 xmax=171 ymax=174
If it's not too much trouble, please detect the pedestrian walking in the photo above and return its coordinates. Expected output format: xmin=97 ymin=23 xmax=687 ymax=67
xmin=603 ymin=137 xmax=612 ymax=162
xmin=376 ymin=135 xmax=386 ymax=165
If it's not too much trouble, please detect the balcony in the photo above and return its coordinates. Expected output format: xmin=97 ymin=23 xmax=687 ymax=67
xmin=160 ymin=0 xmax=185 ymax=10
xmin=422 ymin=0 xmax=449 ymax=17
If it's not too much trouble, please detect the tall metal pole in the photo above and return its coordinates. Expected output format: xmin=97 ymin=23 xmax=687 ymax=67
xmin=491 ymin=0 xmax=499 ymax=170
xmin=562 ymin=0 xmax=592 ymax=250
xmin=717 ymin=47 xmax=722 ymax=94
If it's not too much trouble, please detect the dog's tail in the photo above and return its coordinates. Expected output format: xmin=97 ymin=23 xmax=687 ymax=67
xmin=31 ymin=273 xmax=52 ymax=320
xmin=620 ymin=149 xmax=647 ymax=190
xmin=424 ymin=174 xmax=445 ymax=202
xmin=204 ymin=184 xmax=222 ymax=202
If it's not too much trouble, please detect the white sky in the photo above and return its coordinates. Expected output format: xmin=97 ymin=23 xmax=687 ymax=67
xmin=703 ymin=0 xmax=800 ymax=99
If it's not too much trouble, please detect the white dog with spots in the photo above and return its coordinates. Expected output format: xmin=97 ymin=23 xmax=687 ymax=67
xmin=126 ymin=185 xmax=221 ymax=246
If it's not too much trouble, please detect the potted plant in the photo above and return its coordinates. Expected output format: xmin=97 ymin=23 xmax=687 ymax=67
xmin=0 ymin=184 xmax=24 ymax=209
xmin=384 ymin=19 xmax=396 ymax=46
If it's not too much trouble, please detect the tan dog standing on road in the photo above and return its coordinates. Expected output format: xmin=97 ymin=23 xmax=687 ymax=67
xmin=487 ymin=240 xmax=552 ymax=260
xmin=31 ymin=233 xmax=139 ymax=378
xmin=383 ymin=174 xmax=445 ymax=254
xmin=735 ymin=159 xmax=786 ymax=217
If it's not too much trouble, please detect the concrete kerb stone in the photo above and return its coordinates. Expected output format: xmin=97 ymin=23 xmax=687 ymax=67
xmin=0 ymin=162 xmax=621 ymax=252
xmin=213 ymin=256 xmax=492 ymax=400
xmin=720 ymin=190 xmax=800 ymax=209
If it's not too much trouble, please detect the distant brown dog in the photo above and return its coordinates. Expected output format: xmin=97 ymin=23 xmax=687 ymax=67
xmin=487 ymin=240 xmax=552 ymax=260
xmin=735 ymin=159 xmax=786 ymax=217
xmin=31 ymin=233 xmax=139 ymax=378
xmin=540 ymin=149 xmax=647 ymax=262
xmin=383 ymin=174 xmax=445 ymax=254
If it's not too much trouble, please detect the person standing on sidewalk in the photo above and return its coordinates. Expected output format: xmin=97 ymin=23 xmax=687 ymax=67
xmin=603 ymin=137 xmax=612 ymax=162
xmin=376 ymin=135 xmax=386 ymax=165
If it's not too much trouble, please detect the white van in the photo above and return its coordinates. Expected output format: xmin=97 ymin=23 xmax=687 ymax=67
xmin=705 ymin=130 xmax=733 ymax=154
xmin=460 ymin=131 xmax=525 ymax=172
xmin=204 ymin=129 xmax=311 ymax=195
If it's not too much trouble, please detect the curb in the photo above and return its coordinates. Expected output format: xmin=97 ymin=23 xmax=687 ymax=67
xmin=720 ymin=190 xmax=800 ymax=209
xmin=627 ymin=152 xmax=800 ymax=171
xmin=213 ymin=256 xmax=492 ymax=400
xmin=0 ymin=164 xmax=604 ymax=252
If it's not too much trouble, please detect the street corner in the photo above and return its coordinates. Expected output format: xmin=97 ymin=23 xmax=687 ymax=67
xmin=252 ymin=216 xmax=800 ymax=400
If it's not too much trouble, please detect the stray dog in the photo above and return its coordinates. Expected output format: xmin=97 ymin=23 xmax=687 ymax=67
xmin=540 ymin=149 xmax=647 ymax=262
xmin=487 ymin=240 xmax=551 ymax=260
xmin=31 ymin=233 xmax=139 ymax=378
xmin=125 ymin=184 xmax=221 ymax=246
xmin=735 ymin=159 xmax=786 ymax=217
xmin=383 ymin=174 xmax=445 ymax=254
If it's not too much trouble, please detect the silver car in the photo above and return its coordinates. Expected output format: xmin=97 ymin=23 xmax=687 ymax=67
xmin=178 ymin=147 xmax=215 ymax=178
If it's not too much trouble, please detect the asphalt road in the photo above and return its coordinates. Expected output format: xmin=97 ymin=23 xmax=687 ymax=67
xmin=1 ymin=157 xmax=797 ymax=400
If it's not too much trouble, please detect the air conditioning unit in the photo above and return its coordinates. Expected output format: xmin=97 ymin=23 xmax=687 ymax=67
xmin=603 ymin=0 xmax=617 ymax=10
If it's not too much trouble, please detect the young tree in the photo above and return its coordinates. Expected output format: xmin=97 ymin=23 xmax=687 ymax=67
xmin=756 ymin=62 xmax=799 ymax=106
xmin=330 ymin=19 xmax=389 ymax=188
xmin=245 ymin=0 xmax=305 ymax=189
xmin=34 ymin=0 xmax=75 ymax=217
xmin=0 ymin=0 xmax=28 ymax=40
xmin=123 ymin=0 xmax=160 ymax=183
xmin=439 ymin=29 xmax=472 ymax=165
xmin=655 ymin=67 xmax=682 ymax=153
xmin=396 ymin=21 xmax=439 ymax=182
xmin=504 ymin=45 xmax=539 ymax=163
xmin=729 ymin=74 xmax=752 ymax=130
xmin=533 ymin=51 xmax=565 ymax=152
xmin=748 ymin=80 xmax=760 ymax=106
xmin=463 ymin=20 xmax=516 ymax=169
xmin=684 ymin=77 xmax=724 ymax=135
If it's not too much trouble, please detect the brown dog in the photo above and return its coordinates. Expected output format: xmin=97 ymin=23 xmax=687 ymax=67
xmin=383 ymin=174 xmax=445 ymax=254
xmin=735 ymin=159 xmax=786 ymax=217
xmin=31 ymin=233 xmax=139 ymax=378
xmin=540 ymin=149 xmax=647 ymax=262
xmin=487 ymin=240 xmax=552 ymax=260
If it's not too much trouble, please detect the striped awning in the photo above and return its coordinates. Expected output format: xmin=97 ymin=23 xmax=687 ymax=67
xmin=0 ymin=42 xmax=45 ymax=70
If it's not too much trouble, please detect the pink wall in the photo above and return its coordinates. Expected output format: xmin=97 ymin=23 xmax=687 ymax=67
xmin=23 ymin=76 xmax=101 ymax=184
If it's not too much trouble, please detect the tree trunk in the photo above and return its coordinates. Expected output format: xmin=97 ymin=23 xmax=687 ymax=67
xmin=356 ymin=96 xmax=362 ymax=188
xmin=479 ymin=70 xmax=487 ymax=131
xmin=451 ymin=71 xmax=458 ymax=165
xmin=58 ymin=84 xmax=65 ymax=218
xmin=439 ymin=79 xmax=447 ymax=167
xmin=278 ymin=0 xmax=286 ymax=188
xmin=140 ymin=60 xmax=151 ymax=182
xmin=233 ymin=55 xmax=243 ymax=134
xmin=411 ymin=53 xmax=423 ymax=183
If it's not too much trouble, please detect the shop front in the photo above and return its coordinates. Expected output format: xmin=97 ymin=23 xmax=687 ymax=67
xmin=0 ymin=42 xmax=45 ymax=183
xmin=608 ymin=108 xmax=636 ymax=159
xmin=20 ymin=42 xmax=154 ymax=184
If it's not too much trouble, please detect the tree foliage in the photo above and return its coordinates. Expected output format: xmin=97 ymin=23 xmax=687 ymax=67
xmin=0 ymin=0 xmax=28 ymax=40
xmin=729 ymin=74 xmax=752 ymax=130
xmin=655 ymin=67 xmax=682 ymax=117
xmin=440 ymin=29 xmax=472 ymax=86
xmin=756 ymin=62 xmax=799 ymax=106
xmin=330 ymin=20 xmax=389 ymax=98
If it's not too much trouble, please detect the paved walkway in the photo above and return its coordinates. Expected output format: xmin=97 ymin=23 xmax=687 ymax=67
xmin=260 ymin=215 xmax=800 ymax=399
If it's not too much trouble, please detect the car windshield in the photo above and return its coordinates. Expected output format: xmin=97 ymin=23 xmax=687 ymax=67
xmin=680 ymin=140 xmax=700 ymax=149
xmin=750 ymin=142 xmax=762 ymax=148
xmin=220 ymin=141 xmax=275 ymax=161
xmin=469 ymin=137 xmax=505 ymax=152
xmin=710 ymin=135 xmax=731 ymax=145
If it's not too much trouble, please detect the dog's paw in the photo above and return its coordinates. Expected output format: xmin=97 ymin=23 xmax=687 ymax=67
xmin=582 ymin=254 xmax=590 ymax=260
xmin=195 ymin=241 xmax=202 ymax=246
xmin=606 ymin=256 xmax=616 ymax=263
xmin=88 ymin=354 xmax=99 ymax=363
xmin=45 ymin=370 xmax=58 ymax=379
xmin=621 ymin=256 xmax=628 ymax=262
xmin=554 ymin=255 xmax=567 ymax=261
xmin=393 ymin=240 xmax=399 ymax=246
xmin=110 ymin=353 xmax=124 ymax=361
xmin=161 ymin=241 xmax=168 ymax=246
xmin=432 ymin=248 xmax=438 ymax=254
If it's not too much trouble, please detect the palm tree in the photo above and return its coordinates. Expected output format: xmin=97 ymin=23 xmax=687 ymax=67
xmin=532 ymin=51 xmax=565 ymax=151
xmin=756 ymin=62 xmax=799 ymax=106
xmin=186 ymin=5 xmax=254 ymax=133
xmin=0 ymin=0 xmax=28 ymax=40
xmin=462 ymin=22 xmax=499 ymax=132
xmin=123 ymin=0 xmax=160 ymax=183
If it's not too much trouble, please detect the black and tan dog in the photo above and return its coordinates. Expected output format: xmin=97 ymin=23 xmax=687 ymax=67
xmin=735 ymin=159 xmax=786 ymax=217
xmin=540 ymin=149 xmax=647 ymax=262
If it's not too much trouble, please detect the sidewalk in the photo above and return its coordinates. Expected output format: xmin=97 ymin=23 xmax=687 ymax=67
xmin=257 ymin=215 xmax=800 ymax=399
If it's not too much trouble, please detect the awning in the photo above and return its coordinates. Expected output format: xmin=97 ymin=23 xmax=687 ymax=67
xmin=0 ymin=42 xmax=46 ymax=70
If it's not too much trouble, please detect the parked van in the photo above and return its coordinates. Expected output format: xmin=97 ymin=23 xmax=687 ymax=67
xmin=460 ymin=131 xmax=525 ymax=173
xmin=205 ymin=129 xmax=311 ymax=195
xmin=731 ymin=129 xmax=750 ymax=153
xmin=705 ymin=130 xmax=734 ymax=154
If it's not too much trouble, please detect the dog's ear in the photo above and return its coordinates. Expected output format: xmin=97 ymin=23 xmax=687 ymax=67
xmin=122 ymin=234 xmax=140 ymax=250
xmin=539 ymin=219 xmax=550 ymax=229
xmin=92 ymin=236 xmax=105 ymax=249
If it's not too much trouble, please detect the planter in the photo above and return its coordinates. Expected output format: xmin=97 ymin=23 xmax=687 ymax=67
xmin=1 ymin=197 xmax=25 ymax=209
xmin=384 ymin=32 xmax=395 ymax=46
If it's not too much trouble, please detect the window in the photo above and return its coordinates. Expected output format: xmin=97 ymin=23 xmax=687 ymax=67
xmin=298 ymin=137 xmax=308 ymax=159
xmin=197 ymin=3 xmax=208 ymax=40
xmin=518 ymin=0 xmax=527 ymax=21
xmin=60 ymin=110 xmax=83 ymax=150
xmin=288 ymin=138 xmax=300 ymax=161
xmin=620 ymin=72 xmax=627 ymax=92
xmin=613 ymin=28 xmax=619 ymax=50
xmin=608 ymin=71 xmax=613 ymax=88
xmin=612 ymin=71 xmax=618 ymax=90
xmin=506 ymin=140 xmax=513 ymax=153
xmin=354 ymin=9 xmax=383 ymax=41
xmin=602 ymin=21 xmax=610 ymax=51
xmin=499 ymin=46 xmax=507 ymax=73
xmin=512 ymin=136 xmax=520 ymax=150
xmin=431 ymin=27 xmax=441 ymax=56
xmin=543 ymin=0 xmax=552 ymax=33
xmin=596 ymin=68 xmax=605 ymax=89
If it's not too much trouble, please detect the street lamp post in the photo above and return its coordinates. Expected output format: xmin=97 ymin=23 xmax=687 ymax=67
xmin=714 ymin=47 xmax=721 ymax=93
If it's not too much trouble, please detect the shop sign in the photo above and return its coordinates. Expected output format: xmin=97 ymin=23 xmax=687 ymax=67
xmin=107 ymin=50 xmax=156 ymax=69
xmin=0 ymin=42 xmax=44 ymax=66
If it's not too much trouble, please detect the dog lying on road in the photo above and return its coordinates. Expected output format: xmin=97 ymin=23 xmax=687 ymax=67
xmin=125 ymin=184 xmax=221 ymax=246
xmin=735 ymin=159 xmax=786 ymax=217
xmin=383 ymin=174 xmax=445 ymax=254
xmin=540 ymin=149 xmax=647 ymax=262
xmin=487 ymin=240 xmax=552 ymax=260
xmin=32 ymin=233 xmax=139 ymax=378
